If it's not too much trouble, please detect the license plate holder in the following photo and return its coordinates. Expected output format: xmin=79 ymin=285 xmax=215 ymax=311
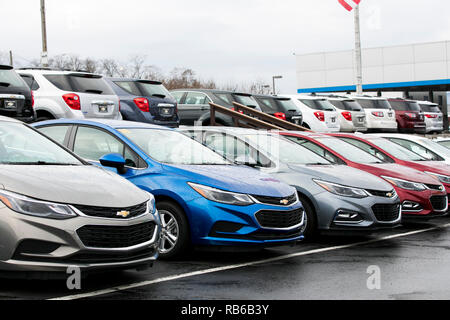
xmin=98 ymin=105 xmax=109 ymax=113
xmin=160 ymin=107 xmax=172 ymax=116
xmin=4 ymin=100 xmax=17 ymax=109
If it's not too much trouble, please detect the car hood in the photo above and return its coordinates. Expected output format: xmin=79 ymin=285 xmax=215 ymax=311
xmin=163 ymin=164 xmax=295 ymax=197
xmin=283 ymin=163 xmax=393 ymax=191
xmin=0 ymin=165 xmax=149 ymax=207
xmin=362 ymin=163 xmax=441 ymax=185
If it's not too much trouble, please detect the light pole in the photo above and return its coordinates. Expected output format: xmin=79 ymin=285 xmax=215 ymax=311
xmin=272 ymin=75 xmax=283 ymax=95
xmin=40 ymin=0 xmax=48 ymax=67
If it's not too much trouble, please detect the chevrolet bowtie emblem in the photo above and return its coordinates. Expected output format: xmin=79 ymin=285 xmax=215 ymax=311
xmin=117 ymin=210 xmax=130 ymax=218
xmin=280 ymin=199 xmax=289 ymax=205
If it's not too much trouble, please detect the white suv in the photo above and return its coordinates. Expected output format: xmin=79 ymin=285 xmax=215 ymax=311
xmin=417 ymin=100 xmax=444 ymax=133
xmin=349 ymin=95 xmax=397 ymax=132
xmin=18 ymin=69 xmax=121 ymax=121
xmin=325 ymin=96 xmax=367 ymax=132
xmin=282 ymin=95 xmax=340 ymax=132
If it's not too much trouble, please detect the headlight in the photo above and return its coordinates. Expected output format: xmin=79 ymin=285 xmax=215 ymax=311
xmin=0 ymin=190 xmax=77 ymax=220
xmin=381 ymin=176 xmax=427 ymax=191
xmin=188 ymin=182 xmax=254 ymax=206
xmin=313 ymin=180 xmax=369 ymax=198
xmin=146 ymin=192 xmax=157 ymax=215
xmin=425 ymin=172 xmax=450 ymax=184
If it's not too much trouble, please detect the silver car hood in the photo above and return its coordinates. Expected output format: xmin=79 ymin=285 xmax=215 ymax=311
xmin=0 ymin=165 xmax=149 ymax=207
xmin=276 ymin=163 xmax=392 ymax=191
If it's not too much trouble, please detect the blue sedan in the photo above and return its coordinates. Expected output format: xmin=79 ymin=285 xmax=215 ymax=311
xmin=33 ymin=120 xmax=305 ymax=258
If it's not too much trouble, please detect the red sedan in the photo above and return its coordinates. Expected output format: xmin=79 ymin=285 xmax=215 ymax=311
xmin=280 ymin=132 xmax=448 ymax=219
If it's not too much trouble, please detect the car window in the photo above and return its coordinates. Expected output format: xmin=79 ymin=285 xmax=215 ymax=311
xmin=171 ymin=91 xmax=185 ymax=103
xmin=0 ymin=68 xmax=28 ymax=89
xmin=114 ymin=81 xmax=141 ymax=95
xmin=389 ymin=100 xmax=421 ymax=112
xmin=284 ymin=136 xmax=343 ymax=164
xmin=339 ymin=138 xmax=394 ymax=163
xmin=234 ymin=94 xmax=259 ymax=108
xmin=74 ymin=126 xmax=142 ymax=168
xmin=277 ymin=99 xmax=299 ymax=112
xmin=438 ymin=140 xmax=450 ymax=149
xmin=315 ymin=137 xmax=384 ymax=164
xmin=356 ymin=99 xmax=391 ymax=110
xmin=419 ymin=104 xmax=441 ymax=113
xmin=204 ymin=132 xmax=272 ymax=167
xmin=44 ymin=74 xmax=114 ymax=95
xmin=387 ymin=138 xmax=443 ymax=161
xmin=38 ymin=125 xmax=71 ymax=145
xmin=20 ymin=74 xmax=40 ymax=90
xmin=300 ymin=99 xmax=335 ymax=111
xmin=214 ymin=93 xmax=234 ymax=105
xmin=256 ymin=98 xmax=278 ymax=112
xmin=185 ymin=92 xmax=209 ymax=105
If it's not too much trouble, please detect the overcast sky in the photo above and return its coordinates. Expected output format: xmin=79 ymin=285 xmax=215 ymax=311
xmin=2 ymin=0 xmax=450 ymax=93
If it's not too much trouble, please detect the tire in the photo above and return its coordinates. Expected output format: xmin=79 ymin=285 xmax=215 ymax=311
xmin=156 ymin=201 xmax=191 ymax=260
xmin=298 ymin=195 xmax=318 ymax=241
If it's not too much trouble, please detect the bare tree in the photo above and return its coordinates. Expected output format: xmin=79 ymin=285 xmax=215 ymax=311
xmin=101 ymin=58 xmax=120 ymax=77
xmin=82 ymin=57 xmax=99 ymax=73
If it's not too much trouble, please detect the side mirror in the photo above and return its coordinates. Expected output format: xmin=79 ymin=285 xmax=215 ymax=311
xmin=99 ymin=153 xmax=127 ymax=174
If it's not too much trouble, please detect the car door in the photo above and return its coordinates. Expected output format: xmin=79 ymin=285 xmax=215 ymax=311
xmin=69 ymin=125 xmax=146 ymax=177
xmin=176 ymin=92 xmax=211 ymax=125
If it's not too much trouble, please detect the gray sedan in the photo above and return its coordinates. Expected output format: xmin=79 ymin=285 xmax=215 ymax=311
xmin=181 ymin=127 xmax=401 ymax=238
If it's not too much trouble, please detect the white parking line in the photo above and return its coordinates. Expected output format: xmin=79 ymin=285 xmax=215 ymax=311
xmin=49 ymin=223 xmax=450 ymax=300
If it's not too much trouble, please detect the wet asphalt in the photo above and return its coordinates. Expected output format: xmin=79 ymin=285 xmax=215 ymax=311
xmin=1 ymin=218 xmax=450 ymax=300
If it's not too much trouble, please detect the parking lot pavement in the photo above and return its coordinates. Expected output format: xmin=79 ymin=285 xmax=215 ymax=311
xmin=2 ymin=218 xmax=450 ymax=300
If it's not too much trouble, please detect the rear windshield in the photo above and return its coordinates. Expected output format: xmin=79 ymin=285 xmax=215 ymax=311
xmin=277 ymin=99 xmax=299 ymax=112
xmin=389 ymin=100 xmax=421 ymax=112
xmin=44 ymin=74 xmax=114 ymax=95
xmin=256 ymin=97 xmax=278 ymax=112
xmin=234 ymin=94 xmax=259 ymax=108
xmin=420 ymin=104 xmax=441 ymax=113
xmin=300 ymin=99 xmax=335 ymax=111
xmin=114 ymin=81 xmax=171 ymax=98
xmin=0 ymin=69 xmax=28 ymax=89
xmin=356 ymin=99 xmax=391 ymax=110
xmin=329 ymin=100 xmax=363 ymax=111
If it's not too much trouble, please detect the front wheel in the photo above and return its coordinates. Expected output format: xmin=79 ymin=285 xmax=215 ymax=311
xmin=299 ymin=196 xmax=318 ymax=240
xmin=156 ymin=201 xmax=190 ymax=259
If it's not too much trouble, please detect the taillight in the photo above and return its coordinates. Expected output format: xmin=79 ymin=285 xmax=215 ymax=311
xmin=404 ymin=112 xmax=417 ymax=119
xmin=425 ymin=114 xmax=438 ymax=119
xmin=231 ymin=107 xmax=244 ymax=114
xmin=314 ymin=111 xmax=325 ymax=122
xmin=372 ymin=111 xmax=384 ymax=117
xmin=274 ymin=112 xmax=286 ymax=121
xmin=31 ymin=90 xmax=34 ymax=108
xmin=134 ymin=97 xmax=150 ymax=112
xmin=342 ymin=111 xmax=352 ymax=121
xmin=62 ymin=93 xmax=81 ymax=110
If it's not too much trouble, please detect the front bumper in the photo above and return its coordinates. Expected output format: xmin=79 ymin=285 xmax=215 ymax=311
xmin=313 ymin=191 xmax=402 ymax=231
xmin=0 ymin=205 xmax=160 ymax=273
xmin=185 ymin=197 xmax=305 ymax=246
xmin=396 ymin=187 xmax=448 ymax=218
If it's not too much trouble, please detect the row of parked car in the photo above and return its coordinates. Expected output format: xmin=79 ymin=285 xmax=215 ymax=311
xmin=0 ymin=66 xmax=445 ymax=134
xmin=1 ymin=113 xmax=450 ymax=276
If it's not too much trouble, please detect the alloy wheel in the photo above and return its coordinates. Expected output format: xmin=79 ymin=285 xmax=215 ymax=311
xmin=158 ymin=210 xmax=180 ymax=254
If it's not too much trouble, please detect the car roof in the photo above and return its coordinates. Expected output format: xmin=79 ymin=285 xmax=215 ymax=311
xmin=417 ymin=100 xmax=439 ymax=106
xmin=16 ymin=69 xmax=103 ymax=77
xmin=35 ymin=118 xmax=172 ymax=130
xmin=252 ymin=94 xmax=291 ymax=100
xmin=108 ymin=78 xmax=163 ymax=85
xmin=347 ymin=95 xmax=388 ymax=100
xmin=170 ymin=88 xmax=253 ymax=96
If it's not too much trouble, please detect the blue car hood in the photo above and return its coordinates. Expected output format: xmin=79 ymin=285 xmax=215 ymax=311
xmin=163 ymin=164 xmax=295 ymax=197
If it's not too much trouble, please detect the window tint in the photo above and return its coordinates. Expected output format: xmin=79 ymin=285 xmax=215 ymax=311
xmin=256 ymin=98 xmax=278 ymax=112
xmin=214 ymin=93 xmax=234 ymax=105
xmin=138 ymin=82 xmax=171 ymax=98
xmin=20 ymin=75 xmax=40 ymax=90
xmin=277 ymin=99 xmax=299 ymax=112
xmin=44 ymin=74 xmax=114 ymax=95
xmin=300 ymin=99 xmax=335 ymax=111
xmin=74 ymin=126 xmax=143 ymax=168
xmin=387 ymin=138 xmax=443 ymax=161
xmin=234 ymin=94 xmax=258 ymax=108
xmin=38 ymin=125 xmax=71 ymax=145
xmin=420 ymin=104 xmax=441 ymax=113
xmin=356 ymin=99 xmax=391 ymax=110
xmin=0 ymin=69 xmax=28 ymax=89
xmin=185 ymin=92 xmax=209 ymax=105
xmin=388 ymin=100 xmax=420 ymax=111
xmin=114 ymin=81 xmax=141 ymax=95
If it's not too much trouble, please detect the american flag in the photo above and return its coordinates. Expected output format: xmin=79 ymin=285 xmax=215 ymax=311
xmin=338 ymin=0 xmax=361 ymax=12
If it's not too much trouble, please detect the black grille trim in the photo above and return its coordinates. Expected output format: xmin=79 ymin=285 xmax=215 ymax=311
xmin=251 ymin=193 xmax=297 ymax=206
xmin=372 ymin=204 xmax=401 ymax=222
xmin=77 ymin=222 xmax=156 ymax=248
xmin=426 ymin=184 xmax=444 ymax=191
xmin=430 ymin=195 xmax=448 ymax=211
xmin=73 ymin=202 xmax=148 ymax=219
xmin=366 ymin=189 xmax=396 ymax=198
xmin=255 ymin=209 xmax=304 ymax=229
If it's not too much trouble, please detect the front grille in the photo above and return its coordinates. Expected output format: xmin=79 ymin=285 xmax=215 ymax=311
xmin=73 ymin=202 xmax=147 ymax=219
xmin=430 ymin=195 xmax=448 ymax=211
xmin=255 ymin=209 xmax=304 ymax=229
xmin=367 ymin=189 xmax=396 ymax=198
xmin=426 ymin=184 xmax=444 ymax=191
xmin=77 ymin=222 xmax=156 ymax=248
xmin=249 ymin=229 xmax=303 ymax=240
xmin=372 ymin=204 xmax=401 ymax=222
xmin=251 ymin=193 xmax=297 ymax=206
xmin=69 ymin=247 xmax=156 ymax=263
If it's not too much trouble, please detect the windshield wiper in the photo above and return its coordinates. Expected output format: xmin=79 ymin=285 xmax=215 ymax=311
xmin=1 ymin=161 xmax=79 ymax=166
xmin=0 ymin=82 xmax=11 ymax=87
xmin=85 ymin=89 xmax=103 ymax=94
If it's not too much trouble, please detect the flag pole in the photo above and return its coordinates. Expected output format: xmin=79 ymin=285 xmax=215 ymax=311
xmin=354 ymin=4 xmax=363 ymax=95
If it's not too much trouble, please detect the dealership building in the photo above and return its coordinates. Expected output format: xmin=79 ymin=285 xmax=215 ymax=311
xmin=295 ymin=40 xmax=450 ymax=127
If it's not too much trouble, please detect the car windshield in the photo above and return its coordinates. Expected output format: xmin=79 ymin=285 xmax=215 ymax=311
xmin=0 ymin=122 xmax=82 ymax=165
xmin=234 ymin=95 xmax=258 ymax=108
xmin=420 ymin=104 xmax=441 ymax=113
xmin=368 ymin=138 xmax=426 ymax=161
xmin=0 ymin=68 xmax=27 ymax=89
xmin=356 ymin=99 xmax=392 ymax=110
xmin=300 ymin=99 xmax=335 ymax=111
xmin=118 ymin=128 xmax=230 ymax=165
xmin=315 ymin=137 xmax=384 ymax=164
xmin=243 ymin=134 xmax=331 ymax=165
xmin=438 ymin=140 xmax=450 ymax=149
xmin=417 ymin=138 xmax=450 ymax=157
